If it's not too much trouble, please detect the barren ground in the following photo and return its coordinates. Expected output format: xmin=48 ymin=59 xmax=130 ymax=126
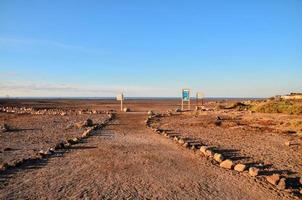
xmin=0 ymin=99 xmax=300 ymax=199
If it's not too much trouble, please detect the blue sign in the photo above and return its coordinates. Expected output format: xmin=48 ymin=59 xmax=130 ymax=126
xmin=182 ymin=89 xmax=190 ymax=101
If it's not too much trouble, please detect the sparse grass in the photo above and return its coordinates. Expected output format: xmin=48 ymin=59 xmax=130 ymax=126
xmin=250 ymin=100 xmax=302 ymax=115
xmin=223 ymin=102 xmax=251 ymax=111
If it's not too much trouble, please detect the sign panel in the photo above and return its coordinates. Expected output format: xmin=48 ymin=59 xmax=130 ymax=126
xmin=182 ymin=89 xmax=190 ymax=101
xmin=116 ymin=94 xmax=124 ymax=101
xmin=196 ymin=92 xmax=204 ymax=99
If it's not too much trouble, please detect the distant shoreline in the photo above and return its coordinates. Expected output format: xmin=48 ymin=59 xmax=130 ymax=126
xmin=0 ymin=97 xmax=265 ymax=101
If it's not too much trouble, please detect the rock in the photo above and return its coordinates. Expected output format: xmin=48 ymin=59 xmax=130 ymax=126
xmin=178 ymin=138 xmax=185 ymax=145
xmin=123 ymin=108 xmax=130 ymax=112
xmin=175 ymin=108 xmax=181 ymax=112
xmin=49 ymin=148 xmax=55 ymax=153
xmin=1 ymin=123 xmax=10 ymax=132
xmin=284 ymin=141 xmax=293 ymax=146
xmin=234 ymin=164 xmax=247 ymax=172
xmin=147 ymin=110 xmax=154 ymax=116
xmin=220 ymin=159 xmax=234 ymax=169
xmin=277 ymin=178 xmax=287 ymax=190
xmin=300 ymin=177 xmax=302 ymax=185
xmin=215 ymin=119 xmax=222 ymax=126
xmin=266 ymin=174 xmax=281 ymax=186
xmin=249 ymin=167 xmax=259 ymax=177
xmin=183 ymin=142 xmax=190 ymax=148
xmin=82 ymin=129 xmax=92 ymax=138
xmin=205 ymin=149 xmax=215 ymax=158
xmin=200 ymin=146 xmax=208 ymax=155
xmin=72 ymin=137 xmax=80 ymax=143
xmin=85 ymin=119 xmax=93 ymax=127
xmin=0 ymin=163 xmax=9 ymax=171
xmin=213 ymin=153 xmax=225 ymax=163
xmin=300 ymin=189 xmax=302 ymax=194
xmin=38 ymin=150 xmax=50 ymax=157
xmin=173 ymin=136 xmax=179 ymax=142
xmin=54 ymin=142 xmax=64 ymax=150
xmin=61 ymin=112 xmax=67 ymax=116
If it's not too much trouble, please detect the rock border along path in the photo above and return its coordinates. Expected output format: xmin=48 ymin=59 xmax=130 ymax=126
xmin=145 ymin=111 xmax=302 ymax=198
xmin=0 ymin=113 xmax=115 ymax=181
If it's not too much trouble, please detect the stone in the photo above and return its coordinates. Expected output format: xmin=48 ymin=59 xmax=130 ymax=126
xmin=220 ymin=159 xmax=234 ymax=169
xmin=178 ymin=138 xmax=185 ymax=145
xmin=300 ymin=189 xmax=302 ymax=195
xmin=285 ymin=141 xmax=293 ymax=146
xmin=213 ymin=153 xmax=225 ymax=163
xmin=72 ymin=137 xmax=80 ymax=143
xmin=200 ymin=146 xmax=208 ymax=155
xmin=54 ymin=142 xmax=64 ymax=150
xmin=1 ymin=123 xmax=10 ymax=132
xmin=123 ymin=108 xmax=130 ymax=112
xmin=175 ymin=108 xmax=181 ymax=112
xmin=85 ymin=119 xmax=93 ymax=127
xmin=266 ymin=174 xmax=281 ymax=186
xmin=300 ymin=177 xmax=302 ymax=185
xmin=234 ymin=164 xmax=247 ymax=172
xmin=183 ymin=142 xmax=190 ymax=148
xmin=82 ymin=129 xmax=93 ymax=138
xmin=0 ymin=163 xmax=9 ymax=171
xmin=49 ymin=148 xmax=55 ymax=153
xmin=205 ymin=149 xmax=215 ymax=158
xmin=277 ymin=178 xmax=287 ymax=190
xmin=147 ymin=110 xmax=154 ymax=116
xmin=61 ymin=112 xmax=67 ymax=116
xmin=249 ymin=167 xmax=259 ymax=177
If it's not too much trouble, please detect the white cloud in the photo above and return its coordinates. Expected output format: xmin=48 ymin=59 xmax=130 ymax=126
xmin=0 ymin=37 xmax=104 ymax=54
xmin=0 ymin=81 xmax=176 ymax=97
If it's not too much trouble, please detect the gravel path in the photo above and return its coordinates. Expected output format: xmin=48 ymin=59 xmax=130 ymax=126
xmin=0 ymin=112 xmax=293 ymax=199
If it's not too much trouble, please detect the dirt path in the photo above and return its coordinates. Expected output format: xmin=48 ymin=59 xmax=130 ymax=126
xmin=0 ymin=113 xmax=293 ymax=199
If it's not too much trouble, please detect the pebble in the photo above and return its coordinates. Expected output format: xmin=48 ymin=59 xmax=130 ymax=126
xmin=249 ymin=167 xmax=259 ymax=177
xmin=266 ymin=174 xmax=281 ymax=186
xmin=220 ymin=159 xmax=234 ymax=169
xmin=213 ymin=153 xmax=224 ymax=163
xmin=234 ymin=164 xmax=247 ymax=172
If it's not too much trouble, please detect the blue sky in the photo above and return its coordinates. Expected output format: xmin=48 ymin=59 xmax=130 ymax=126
xmin=0 ymin=0 xmax=301 ymax=97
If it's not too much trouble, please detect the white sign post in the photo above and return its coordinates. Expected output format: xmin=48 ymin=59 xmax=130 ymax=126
xmin=181 ymin=89 xmax=191 ymax=111
xmin=196 ymin=92 xmax=204 ymax=106
xmin=116 ymin=94 xmax=124 ymax=111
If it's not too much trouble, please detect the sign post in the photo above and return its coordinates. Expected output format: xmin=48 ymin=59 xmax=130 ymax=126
xmin=181 ymin=89 xmax=191 ymax=111
xmin=116 ymin=94 xmax=124 ymax=111
xmin=196 ymin=92 xmax=204 ymax=106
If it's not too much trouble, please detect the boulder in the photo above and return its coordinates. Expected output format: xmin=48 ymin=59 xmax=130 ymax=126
xmin=234 ymin=164 xmax=247 ymax=172
xmin=277 ymin=178 xmax=287 ymax=190
xmin=213 ymin=153 xmax=225 ymax=163
xmin=123 ymin=108 xmax=130 ymax=112
xmin=249 ymin=167 xmax=259 ymax=177
xmin=220 ymin=159 xmax=234 ymax=169
xmin=266 ymin=174 xmax=281 ymax=186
